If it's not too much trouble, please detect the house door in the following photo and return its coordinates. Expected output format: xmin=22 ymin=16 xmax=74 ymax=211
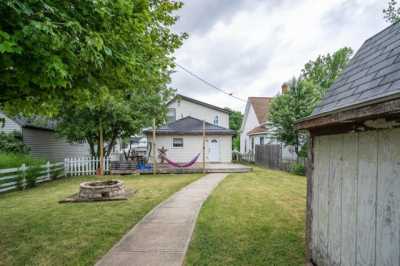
xmin=209 ymin=139 xmax=220 ymax=162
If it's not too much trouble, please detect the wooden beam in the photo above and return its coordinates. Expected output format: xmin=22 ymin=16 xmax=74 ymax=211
xmin=202 ymin=120 xmax=206 ymax=173
xmin=297 ymin=98 xmax=400 ymax=130
xmin=305 ymin=134 xmax=314 ymax=265
xmin=152 ymin=119 xmax=157 ymax=175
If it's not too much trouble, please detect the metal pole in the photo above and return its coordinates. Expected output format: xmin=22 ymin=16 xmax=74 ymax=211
xmin=202 ymin=120 xmax=206 ymax=173
xmin=153 ymin=118 xmax=157 ymax=175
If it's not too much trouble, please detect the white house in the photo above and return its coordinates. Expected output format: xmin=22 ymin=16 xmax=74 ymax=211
xmin=0 ymin=112 xmax=90 ymax=162
xmin=143 ymin=94 xmax=234 ymax=163
xmin=239 ymin=94 xmax=296 ymax=160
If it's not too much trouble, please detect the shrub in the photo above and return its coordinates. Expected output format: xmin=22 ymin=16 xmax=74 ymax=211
xmin=25 ymin=165 xmax=42 ymax=188
xmin=0 ymin=132 xmax=30 ymax=154
xmin=290 ymin=163 xmax=305 ymax=176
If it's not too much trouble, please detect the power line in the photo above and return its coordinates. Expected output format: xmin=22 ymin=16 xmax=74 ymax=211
xmin=175 ymin=63 xmax=247 ymax=103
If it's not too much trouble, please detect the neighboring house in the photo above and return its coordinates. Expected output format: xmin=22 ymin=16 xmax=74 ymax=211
xmin=0 ymin=112 xmax=89 ymax=162
xmin=144 ymin=95 xmax=234 ymax=163
xmin=297 ymin=22 xmax=400 ymax=266
xmin=239 ymin=94 xmax=296 ymax=159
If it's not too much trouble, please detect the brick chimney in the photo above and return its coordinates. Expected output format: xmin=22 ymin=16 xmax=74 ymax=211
xmin=281 ymin=83 xmax=288 ymax=94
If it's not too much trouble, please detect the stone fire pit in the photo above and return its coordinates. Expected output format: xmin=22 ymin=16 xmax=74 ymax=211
xmin=60 ymin=180 xmax=130 ymax=203
xmin=79 ymin=180 xmax=126 ymax=200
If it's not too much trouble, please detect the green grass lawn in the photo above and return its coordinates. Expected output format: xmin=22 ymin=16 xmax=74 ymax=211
xmin=185 ymin=167 xmax=306 ymax=266
xmin=0 ymin=152 xmax=46 ymax=169
xmin=0 ymin=173 xmax=202 ymax=266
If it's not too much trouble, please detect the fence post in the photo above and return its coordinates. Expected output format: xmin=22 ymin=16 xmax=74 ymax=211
xmin=46 ymin=161 xmax=51 ymax=180
xmin=20 ymin=163 xmax=27 ymax=190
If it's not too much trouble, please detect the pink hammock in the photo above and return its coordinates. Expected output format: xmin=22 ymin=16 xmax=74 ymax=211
xmin=161 ymin=153 xmax=200 ymax=168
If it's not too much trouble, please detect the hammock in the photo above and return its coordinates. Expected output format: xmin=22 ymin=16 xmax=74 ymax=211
xmin=161 ymin=153 xmax=200 ymax=168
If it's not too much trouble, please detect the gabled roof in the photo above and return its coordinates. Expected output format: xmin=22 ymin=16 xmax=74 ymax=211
xmin=247 ymin=125 xmax=268 ymax=136
xmin=168 ymin=94 xmax=230 ymax=114
xmin=309 ymin=22 xmax=400 ymax=118
xmin=143 ymin=116 xmax=235 ymax=135
xmin=248 ymin=97 xmax=272 ymax=124
xmin=1 ymin=112 xmax=56 ymax=131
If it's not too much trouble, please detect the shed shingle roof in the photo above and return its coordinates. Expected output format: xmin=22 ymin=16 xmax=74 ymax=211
xmin=143 ymin=116 xmax=235 ymax=135
xmin=248 ymin=97 xmax=272 ymax=124
xmin=311 ymin=22 xmax=400 ymax=117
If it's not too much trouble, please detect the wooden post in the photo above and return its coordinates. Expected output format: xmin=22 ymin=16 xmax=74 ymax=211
xmin=152 ymin=118 xmax=157 ymax=175
xmin=98 ymin=121 xmax=104 ymax=176
xmin=202 ymin=120 xmax=206 ymax=173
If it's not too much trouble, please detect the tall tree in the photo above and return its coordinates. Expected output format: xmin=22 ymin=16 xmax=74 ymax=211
xmin=268 ymin=78 xmax=319 ymax=156
xmin=225 ymin=108 xmax=243 ymax=151
xmin=301 ymin=47 xmax=353 ymax=93
xmin=0 ymin=0 xmax=185 ymax=116
xmin=52 ymin=0 xmax=185 ymax=174
xmin=269 ymin=48 xmax=353 ymax=156
xmin=384 ymin=0 xmax=400 ymax=23
xmin=56 ymin=87 xmax=171 ymax=158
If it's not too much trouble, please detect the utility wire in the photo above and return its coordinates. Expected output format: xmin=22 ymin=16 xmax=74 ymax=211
xmin=175 ymin=63 xmax=247 ymax=103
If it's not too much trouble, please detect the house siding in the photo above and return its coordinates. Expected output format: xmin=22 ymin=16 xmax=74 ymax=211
xmin=168 ymin=99 xmax=229 ymax=128
xmin=0 ymin=113 xmax=22 ymax=134
xmin=153 ymin=135 xmax=232 ymax=163
xmin=311 ymin=128 xmax=400 ymax=266
xmin=22 ymin=128 xmax=90 ymax=162
xmin=240 ymin=104 xmax=259 ymax=153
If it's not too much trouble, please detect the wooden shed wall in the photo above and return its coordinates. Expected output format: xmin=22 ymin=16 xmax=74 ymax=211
xmin=311 ymin=128 xmax=400 ymax=266
xmin=22 ymin=128 xmax=90 ymax=162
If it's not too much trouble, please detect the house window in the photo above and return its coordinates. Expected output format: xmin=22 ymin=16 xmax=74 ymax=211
xmin=260 ymin=137 xmax=264 ymax=145
xmin=251 ymin=137 xmax=254 ymax=151
xmin=245 ymin=139 xmax=247 ymax=152
xmin=213 ymin=115 xmax=219 ymax=125
xmin=167 ymin=108 xmax=176 ymax=123
xmin=172 ymin=138 xmax=184 ymax=148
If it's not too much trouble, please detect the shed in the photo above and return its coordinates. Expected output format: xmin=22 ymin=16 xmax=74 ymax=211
xmin=0 ymin=112 xmax=90 ymax=162
xmin=297 ymin=22 xmax=400 ymax=266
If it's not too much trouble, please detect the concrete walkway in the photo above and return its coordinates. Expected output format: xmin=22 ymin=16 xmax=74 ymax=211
xmin=96 ymin=173 xmax=227 ymax=266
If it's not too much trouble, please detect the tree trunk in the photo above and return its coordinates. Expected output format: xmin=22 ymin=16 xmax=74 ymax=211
xmin=105 ymin=133 xmax=118 ymax=158
xmin=98 ymin=121 xmax=104 ymax=176
xmin=88 ymin=138 xmax=96 ymax=157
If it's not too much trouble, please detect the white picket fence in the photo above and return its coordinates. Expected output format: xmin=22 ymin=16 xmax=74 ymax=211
xmin=64 ymin=157 xmax=110 ymax=176
xmin=0 ymin=162 xmax=64 ymax=193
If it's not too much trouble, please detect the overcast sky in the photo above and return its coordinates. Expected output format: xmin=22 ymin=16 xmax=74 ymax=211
xmin=170 ymin=0 xmax=390 ymax=112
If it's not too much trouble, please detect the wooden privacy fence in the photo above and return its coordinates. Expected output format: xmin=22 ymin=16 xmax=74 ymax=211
xmin=254 ymin=144 xmax=307 ymax=173
xmin=0 ymin=162 xmax=64 ymax=193
xmin=254 ymin=144 xmax=282 ymax=169
xmin=64 ymin=157 xmax=110 ymax=176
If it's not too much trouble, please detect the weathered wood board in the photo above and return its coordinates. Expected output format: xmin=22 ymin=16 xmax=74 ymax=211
xmin=341 ymin=133 xmax=358 ymax=266
xmin=376 ymin=129 xmax=400 ymax=266
xmin=316 ymin=136 xmax=331 ymax=265
xmin=311 ymin=128 xmax=400 ymax=266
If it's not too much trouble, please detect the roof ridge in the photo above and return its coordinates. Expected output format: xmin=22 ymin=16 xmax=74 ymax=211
xmin=171 ymin=94 xmax=230 ymax=113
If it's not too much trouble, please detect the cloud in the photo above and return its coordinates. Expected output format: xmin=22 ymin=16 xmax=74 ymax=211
xmin=171 ymin=0 xmax=389 ymax=111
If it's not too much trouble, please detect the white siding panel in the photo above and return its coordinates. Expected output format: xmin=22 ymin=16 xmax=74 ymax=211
xmin=154 ymin=135 xmax=231 ymax=163
xmin=240 ymin=105 xmax=258 ymax=153
xmin=0 ymin=113 xmax=21 ymax=133
xmin=168 ymin=99 xmax=229 ymax=128
xmin=22 ymin=128 xmax=90 ymax=162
